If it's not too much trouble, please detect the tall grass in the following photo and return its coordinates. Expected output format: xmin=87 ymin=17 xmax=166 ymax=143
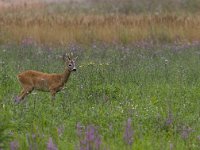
xmin=0 ymin=13 xmax=200 ymax=45
xmin=0 ymin=0 xmax=200 ymax=45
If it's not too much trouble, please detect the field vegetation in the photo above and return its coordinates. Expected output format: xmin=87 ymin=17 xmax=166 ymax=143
xmin=0 ymin=0 xmax=200 ymax=150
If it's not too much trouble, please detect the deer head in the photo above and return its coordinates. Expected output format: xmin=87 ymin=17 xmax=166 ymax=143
xmin=63 ymin=53 xmax=78 ymax=72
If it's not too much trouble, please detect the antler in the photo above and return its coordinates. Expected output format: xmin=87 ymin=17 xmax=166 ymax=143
xmin=70 ymin=52 xmax=74 ymax=56
xmin=67 ymin=53 xmax=71 ymax=60
xmin=63 ymin=52 xmax=77 ymax=61
xmin=63 ymin=53 xmax=70 ymax=61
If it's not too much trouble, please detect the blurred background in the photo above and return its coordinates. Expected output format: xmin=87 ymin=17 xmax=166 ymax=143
xmin=0 ymin=0 xmax=200 ymax=45
xmin=1 ymin=0 xmax=200 ymax=13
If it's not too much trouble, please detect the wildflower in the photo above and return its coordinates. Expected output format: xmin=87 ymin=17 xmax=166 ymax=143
xmin=109 ymin=124 xmax=113 ymax=131
xmin=76 ymin=122 xmax=83 ymax=138
xmin=181 ymin=127 xmax=193 ymax=140
xmin=76 ymin=124 xmax=101 ymax=150
xmin=169 ymin=142 xmax=173 ymax=150
xmin=197 ymin=135 xmax=200 ymax=141
xmin=0 ymin=61 xmax=5 ymax=64
xmin=165 ymin=59 xmax=169 ymax=64
xmin=165 ymin=110 xmax=173 ymax=127
xmin=88 ymin=62 xmax=95 ymax=65
xmin=181 ymin=130 xmax=189 ymax=140
xmin=57 ymin=125 xmax=65 ymax=137
xmin=86 ymin=125 xmax=95 ymax=141
xmin=26 ymin=133 xmax=38 ymax=150
xmin=10 ymin=141 xmax=19 ymax=150
xmin=123 ymin=118 xmax=134 ymax=146
xmin=47 ymin=137 xmax=58 ymax=150
xmin=21 ymin=37 xmax=34 ymax=47
xmin=105 ymin=63 xmax=109 ymax=66
xmin=92 ymin=44 xmax=97 ymax=49
xmin=95 ymin=135 xmax=101 ymax=150
xmin=32 ymin=134 xmax=36 ymax=139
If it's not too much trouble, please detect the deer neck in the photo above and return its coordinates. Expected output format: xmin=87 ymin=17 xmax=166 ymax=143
xmin=62 ymin=69 xmax=71 ymax=84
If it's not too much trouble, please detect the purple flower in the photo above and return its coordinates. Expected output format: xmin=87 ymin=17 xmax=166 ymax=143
xmin=76 ymin=123 xmax=102 ymax=150
xmin=47 ymin=138 xmax=58 ymax=150
xmin=95 ymin=135 xmax=101 ymax=150
xmin=76 ymin=122 xmax=83 ymax=138
xmin=123 ymin=118 xmax=134 ymax=145
xmin=57 ymin=125 xmax=65 ymax=137
xmin=10 ymin=140 xmax=19 ymax=150
xmin=21 ymin=37 xmax=35 ymax=47
xmin=26 ymin=133 xmax=38 ymax=150
xmin=68 ymin=43 xmax=83 ymax=53
xmin=181 ymin=127 xmax=193 ymax=140
xmin=165 ymin=110 xmax=173 ymax=127
xmin=32 ymin=134 xmax=36 ymax=139
xmin=86 ymin=125 xmax=95 ymax=141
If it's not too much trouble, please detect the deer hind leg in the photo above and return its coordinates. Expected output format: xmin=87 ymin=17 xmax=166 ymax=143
xmin=50 ymin=90 xmax=56 ymax=100
xmin=16 ymin=75 xmax=34 ymax=103
xmin=15 ymin=86 xmax=34 ymax=103
xmin=15 ymin=89 xmax=25 ymax=103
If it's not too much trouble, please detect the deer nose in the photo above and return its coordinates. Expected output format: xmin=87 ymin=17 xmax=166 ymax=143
xmin=73 ymin=68 xmax=76 ymax=71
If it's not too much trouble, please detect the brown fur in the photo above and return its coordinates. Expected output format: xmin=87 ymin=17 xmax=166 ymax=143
xmin=15 ymin=56 xmax=77 ymax=103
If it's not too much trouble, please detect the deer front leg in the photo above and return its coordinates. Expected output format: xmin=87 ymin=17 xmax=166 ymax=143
xmin=51 ymin=91 xmax=56 ymax=100
xmin=50 ymin=90 xmax=56 ymax=106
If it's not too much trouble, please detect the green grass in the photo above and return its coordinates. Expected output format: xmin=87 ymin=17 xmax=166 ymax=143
xmin=0 ymin=42 xmax=200 ymax=149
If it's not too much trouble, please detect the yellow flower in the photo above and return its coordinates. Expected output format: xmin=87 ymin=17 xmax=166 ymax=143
xmin=88 ymin=62 xmax=95 ymax=65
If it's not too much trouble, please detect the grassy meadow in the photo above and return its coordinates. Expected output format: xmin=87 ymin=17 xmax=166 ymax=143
xmin=0 ymin=0 xmax=200 ymax=150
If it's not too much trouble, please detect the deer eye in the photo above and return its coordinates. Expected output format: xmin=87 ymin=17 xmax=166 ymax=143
xmin=68 ymin=64 xmax=72 ymax=67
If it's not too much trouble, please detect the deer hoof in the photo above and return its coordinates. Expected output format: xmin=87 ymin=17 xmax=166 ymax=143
xmin=14 ymin=96 xmax=20 ymax=104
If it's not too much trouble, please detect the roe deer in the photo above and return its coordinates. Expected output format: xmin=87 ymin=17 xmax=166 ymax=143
xmin=15 ymin=53 xmax=77 ymax=103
